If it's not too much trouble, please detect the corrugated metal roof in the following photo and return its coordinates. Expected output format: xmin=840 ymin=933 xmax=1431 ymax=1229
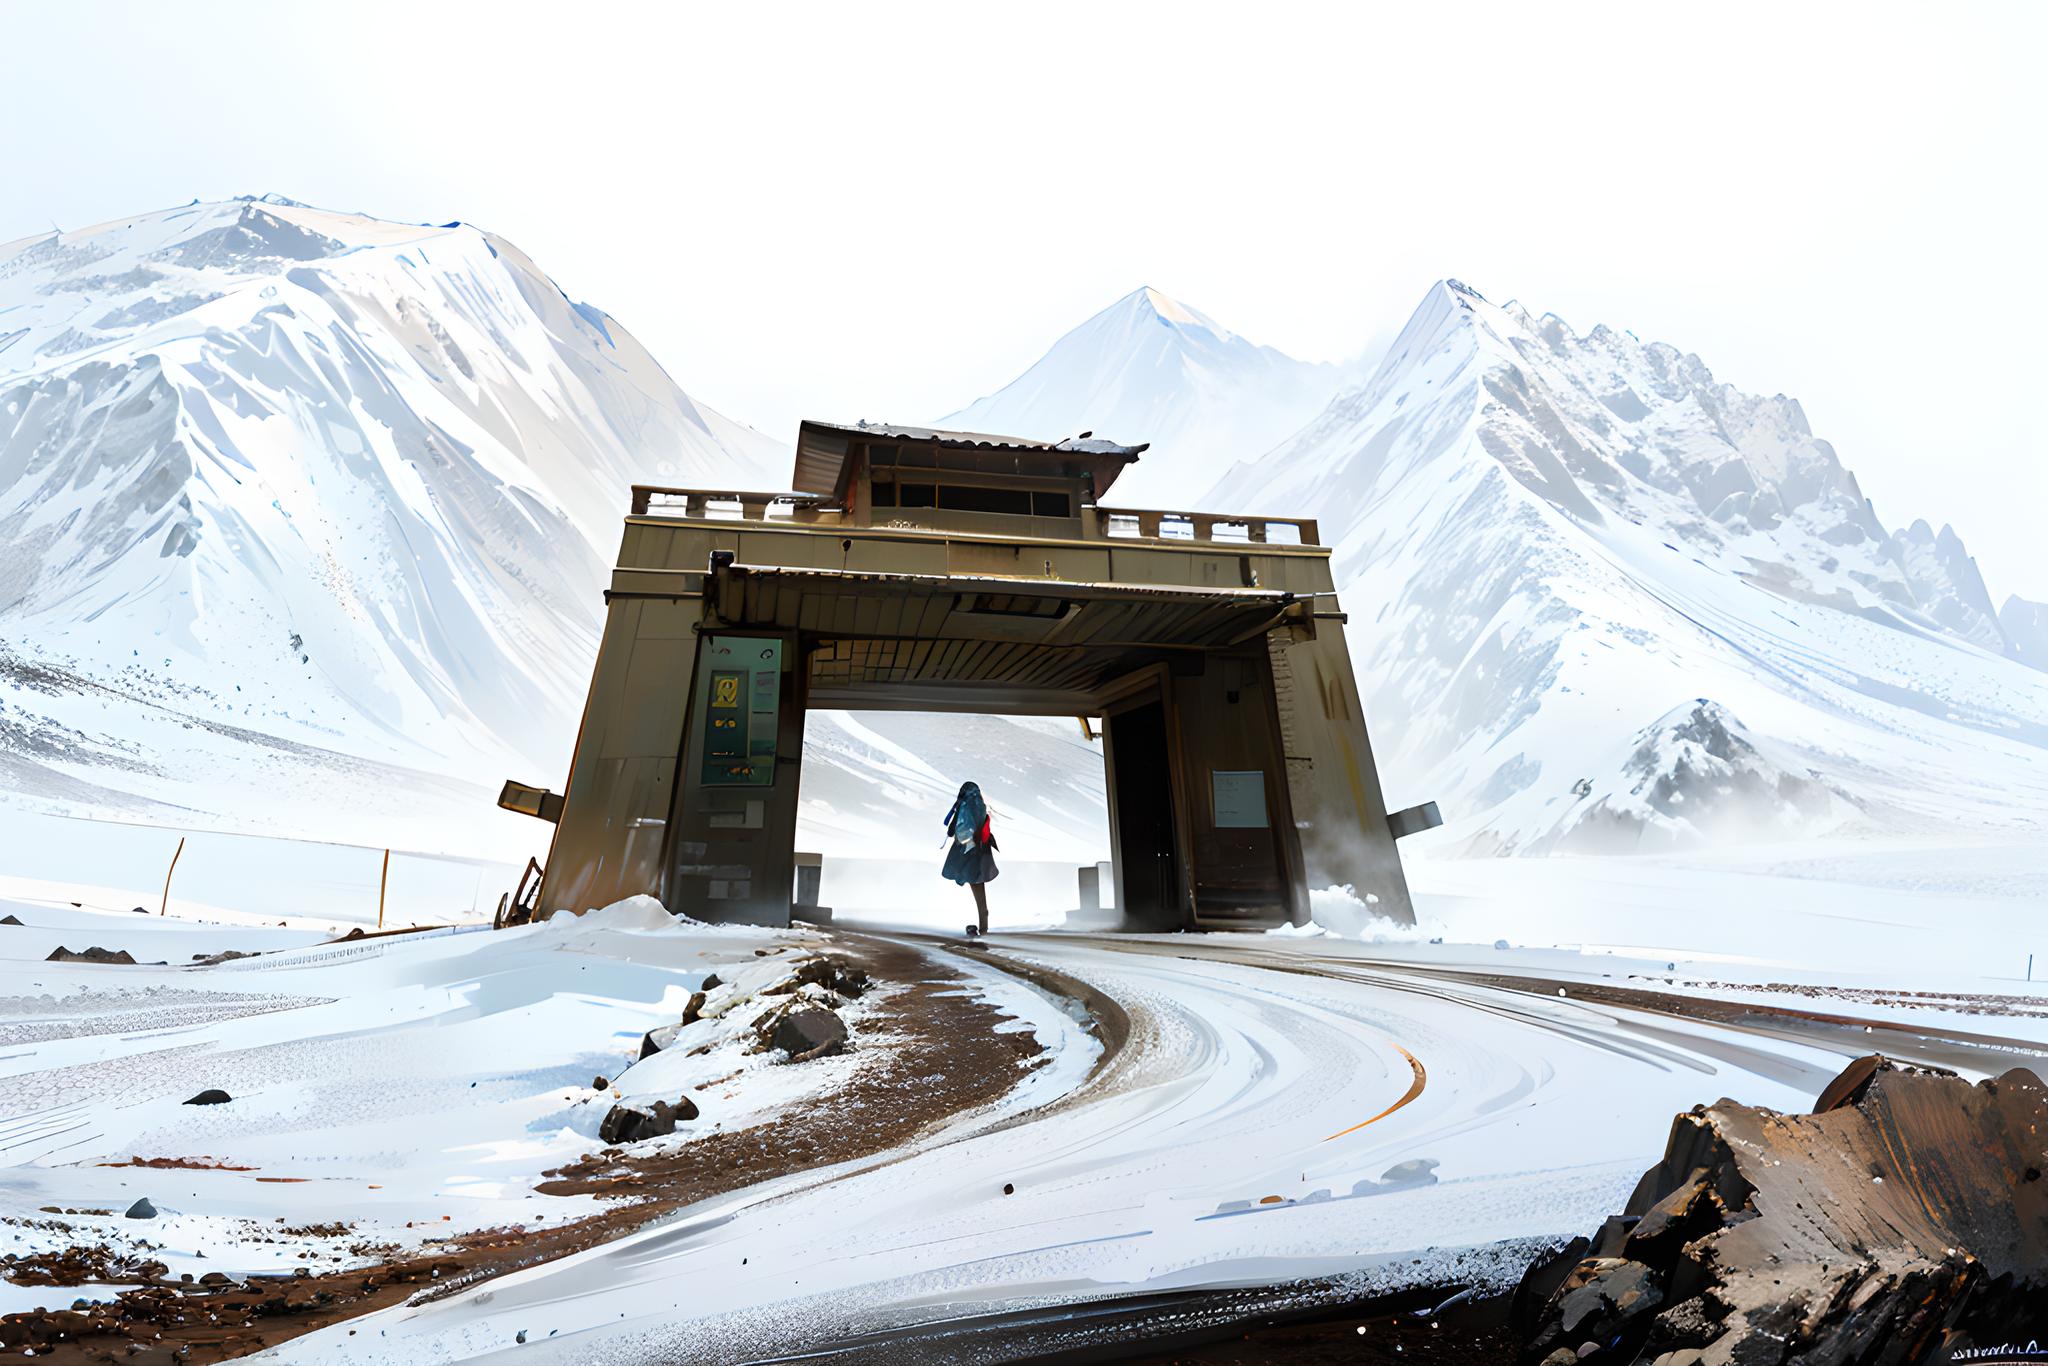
xmin=792 ymin=419 xmax=1146 ymax=502
xmin=806 ymin=419 xmax=1148 ymax=459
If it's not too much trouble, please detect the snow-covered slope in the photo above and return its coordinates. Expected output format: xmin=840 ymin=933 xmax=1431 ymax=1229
xmin=799 ymin=711 xmax=1107 ymax=864
xmin=1207 ymin=280 xmax=2048 ymax=853
xmin=0 ymin=198 xmax=781 ymax=854
xmin=938 ymin=287 xmax=1350 ymax=507
xmin=2002 ymin=596 xmax=2048 ymax=673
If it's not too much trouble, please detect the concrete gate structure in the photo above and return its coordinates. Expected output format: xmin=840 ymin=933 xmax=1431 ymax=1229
xmin=504 ymin=421 xmax=1432 ymax=930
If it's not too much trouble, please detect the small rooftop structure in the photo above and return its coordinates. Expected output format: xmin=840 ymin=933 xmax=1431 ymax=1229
xmin=791 ymin=419 xmax=1146 ymax=508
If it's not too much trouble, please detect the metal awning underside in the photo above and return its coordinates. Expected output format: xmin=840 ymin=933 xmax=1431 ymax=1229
xmin=710 ymin=563 xmax=1301 ymax=709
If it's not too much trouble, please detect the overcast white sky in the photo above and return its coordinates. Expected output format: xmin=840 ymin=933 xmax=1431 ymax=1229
xmin=6 ymin=1 xmax=2043 ymax=600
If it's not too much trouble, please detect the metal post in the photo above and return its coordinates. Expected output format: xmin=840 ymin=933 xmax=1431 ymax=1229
xmin=159 ymin=837 xmax=185 ymax=917
xmin=378 ymin=848 xmax=391 ymax=930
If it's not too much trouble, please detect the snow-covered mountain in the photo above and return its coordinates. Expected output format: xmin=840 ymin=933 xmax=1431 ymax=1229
xmin=1208 ymin=280 xmax=2048 ymax=852
xmin=0 ymin=197 xmax=1104 ymax=870
xmin=12 ymin=205 xmax=2038 ymax=873
xmin=2002 ymin=596 xmax=2048 ymax=673
xmin=0 ymin=197 xmax=782 ymax=854
xmin=938 ymin=287 xmax=1351 ymax=507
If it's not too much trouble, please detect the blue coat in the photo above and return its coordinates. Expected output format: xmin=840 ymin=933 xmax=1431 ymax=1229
xmin=941 ymin=782 xmax=1000 ymax=885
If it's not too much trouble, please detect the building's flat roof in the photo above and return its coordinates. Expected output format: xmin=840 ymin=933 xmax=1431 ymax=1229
xmin=793 ymin=419 xmax=1146 ymax=501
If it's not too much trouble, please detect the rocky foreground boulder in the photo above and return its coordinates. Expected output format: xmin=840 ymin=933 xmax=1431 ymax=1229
xmin=1515 ymin=1055 xmax=2048 ymax=1365
xmin=760 ymin=1004 xmax=848 ymax=1062
xmin=599 ymin=1096 xmax=699 ymax=1145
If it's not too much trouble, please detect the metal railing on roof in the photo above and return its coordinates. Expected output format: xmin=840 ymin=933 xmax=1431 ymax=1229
xmin=629 ymin=486 xmax=833 ymax=518
xmin=1091 ymin=507 xmax=1320 ymax=547
xmin=627 ymin=484 xmax=1321 ymax=547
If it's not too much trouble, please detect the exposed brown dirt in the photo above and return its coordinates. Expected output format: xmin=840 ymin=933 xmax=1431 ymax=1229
xmin=1621 ymin=977 xmax=2048 ymax=1019
xmin=0 ymin=932 xmax=1105 ymax=1364
xmin=1405 ymin=963 xmax=2048 ymax=1069
xmin=96 ymin=1158 xmax=255 ymax=1172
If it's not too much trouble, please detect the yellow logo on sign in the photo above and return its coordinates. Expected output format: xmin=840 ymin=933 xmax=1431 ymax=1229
xmin=711 ymin=675 xmax=741 ymax=708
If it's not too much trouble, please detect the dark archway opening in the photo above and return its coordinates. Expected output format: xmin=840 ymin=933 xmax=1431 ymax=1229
xmin=1102 ymin=697 xmax=1185 ymax=931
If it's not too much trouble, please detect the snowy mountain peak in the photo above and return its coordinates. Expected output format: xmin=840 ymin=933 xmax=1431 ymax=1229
xmin=1129 ymin=285 xmax=1228 ymax=338
xmin=939 ymin=287 xmax=1352 ymax=505
xmin=1205 ymin=277 xmax=2048 ymax=853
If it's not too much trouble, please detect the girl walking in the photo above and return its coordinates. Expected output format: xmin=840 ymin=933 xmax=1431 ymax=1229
xmin=941 ymin=780 xmax=999 ymax=936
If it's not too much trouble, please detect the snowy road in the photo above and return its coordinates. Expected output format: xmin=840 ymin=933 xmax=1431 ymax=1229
xmin=272 ymin=927 xmax=2013 ymax=1364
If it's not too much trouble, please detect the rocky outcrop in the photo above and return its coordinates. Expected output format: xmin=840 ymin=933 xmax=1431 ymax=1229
xmin=45 ymin=945 xmax=140 ymax=964
xmin=793 ymin=956 xmax=869 ymax=998
xmin=598 ymin=1096 xmax=699 ymax=1146
xmin=1514 ymin=1055 xmax=2048 ymax=1364
xmin=759 ymin=1004 xmax=848 ymax=1063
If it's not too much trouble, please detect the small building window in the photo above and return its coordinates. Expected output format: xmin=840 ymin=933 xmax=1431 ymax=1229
xmin=1031 ymin=490 xmax=1071 ymax=517
xmin=899 ymin=482 xmax=937 ymax=508
xmin=939 ymin=484 xmax=1034 ymax=515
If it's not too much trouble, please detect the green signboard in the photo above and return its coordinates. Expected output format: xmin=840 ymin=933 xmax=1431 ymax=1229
xmin=696 ymin=635 xmax=783 ymax=787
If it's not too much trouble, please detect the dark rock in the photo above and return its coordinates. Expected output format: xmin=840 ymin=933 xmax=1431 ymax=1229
xmin=598 ymin=1096 xmax=699 ymax=1145
xmin=1513 ymin=1055 xmax=2048 ymax=1364
xmin=190 ymin=948 xmax=261 ymax=965
xmin=794 ymin=956 xmax=868 ymax=998
xmin=680 ymin=990 xmax=708 ymax=1025
xmin=125 ymin=1198 xmax=157 ymax=1219
xmin=701 ymin=973 xmax=722 ymax=991
xmin=638 ymin=1030 xmax=664 ymax=1060
xmin=46 ymin=945 xmax=138 ymax=965
xmin=767 ymin=1005 xmax=847 ymax=1062
xmin=0 ymin=914 xmax=22 ymax=926
xmin=1528 ymin=1257 xmax=1661 ymax=1360
xmin=184 ymin=1088 xmax=233 ymax=1106
xmin=1813 ymin=1052 xmax=1884 ymax=1112
xmin=1379 ymin=1158 xmax=1439 ymax=1187
xmin=592 ymin=1076 xmax=609 ymax=1091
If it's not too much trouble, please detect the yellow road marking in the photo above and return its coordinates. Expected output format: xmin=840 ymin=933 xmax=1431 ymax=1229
xmin=1322 ymin=1043 xmax=1427 ymax=1141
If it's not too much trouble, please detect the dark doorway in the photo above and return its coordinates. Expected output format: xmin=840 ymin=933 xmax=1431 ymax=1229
xmin=1104 ymin=697 xmax=1185 ymax=930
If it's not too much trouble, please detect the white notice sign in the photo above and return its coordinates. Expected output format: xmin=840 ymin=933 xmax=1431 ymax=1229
xmin=1212 ymin=770 xmax=1268 ymax=829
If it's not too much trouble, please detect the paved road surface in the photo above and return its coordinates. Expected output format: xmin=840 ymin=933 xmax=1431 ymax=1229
xmin=275 ymin=930 xmax=2041 ymax=1364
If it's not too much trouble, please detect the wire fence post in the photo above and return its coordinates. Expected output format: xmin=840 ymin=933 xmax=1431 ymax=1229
xmin=159 ymin=836 xmax=185 ymax=916
xmin=378 ymin=848 xmax=391 ymax=930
